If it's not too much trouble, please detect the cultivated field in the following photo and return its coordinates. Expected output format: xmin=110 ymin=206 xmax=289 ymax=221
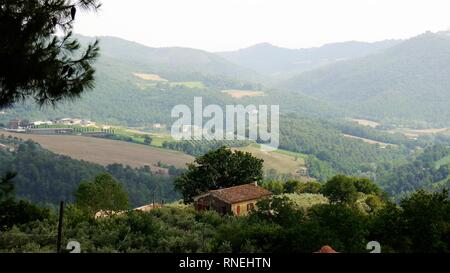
xmin=351 ymin=118 xmax=380 ymax=128
xmin=343 ymin=134 xmax=394 ymax=148
xmin=170 ymin=81 xmax=205 ymax=89
xmin=134 ymin=76 xmax=204 ymax=90
xmin=409 ymin=128 xmax=449 ymax=134
xmin=388 ymin=127 xmax=449 ymax=139
xmin=114 ymin=128 xmax=173 ymax=147
xmin=133 ymin=73 xmax=168 ymax=82
xmin=234 ymin=144 xmax=308 ymax=177
xmin=221 ymin=90 xmax=266 ymax=99
xmin=2 ymin=132 xmax=193 ymax=169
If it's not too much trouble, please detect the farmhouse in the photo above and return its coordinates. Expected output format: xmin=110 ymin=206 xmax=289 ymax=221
xmin=56 ymin=118 xmax=80 ymax=125
xmin=152 ymin=123 xmax=162 ymax=129
xmin=194 ymin=183 xmax=272 ymax=216
xmin=296 ymin=166 xmax=308 ymax=176
xmin=55 ymin=118 xmax=94 ymax=126
xmin=32 ymin=120 xmax=53 ymax=126
xmin=80 ymin=119 xmax=96 ymax=126
xmin=8 ymin=118 xmax=21 ymax=129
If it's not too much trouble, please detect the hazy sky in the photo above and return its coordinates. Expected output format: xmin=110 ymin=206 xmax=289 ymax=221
xmin=75 ymin=0 xmax=450 ymax=52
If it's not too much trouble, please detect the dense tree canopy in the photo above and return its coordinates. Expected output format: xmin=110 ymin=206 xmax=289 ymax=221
xmin=0 ymin=171 xmax=15 ymax=202
xmin=296 ymin=181 xmax=322 ymax=194
xmin=320 ymin=175 xmax=385 ymax=206
xmin=0 ymin=172 xmax=50 ymax=231
xmin=75 ymin=173 xmax=129 ymax=215
xmin=321 ymin=175 xmax=359 ymax=204
xmin=0 ymin=0 xmax=100 ymax=107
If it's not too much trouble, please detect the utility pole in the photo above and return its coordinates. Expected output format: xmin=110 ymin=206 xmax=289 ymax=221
xmin=56 ymin=201 xmax=64 ymax=253
xmin=153 ymin=191 xmax=156 ymax=209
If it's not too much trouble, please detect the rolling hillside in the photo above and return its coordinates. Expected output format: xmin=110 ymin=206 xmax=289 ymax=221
xmin=218 ymin=40 xmax=400 ymax=78
xmin=75 ymin=34 xmax=264 ymax=83
xmin=2 ymin=34 xmax=345 ymax=127
xmin=280 ymin=31 xmax=450 ymax=125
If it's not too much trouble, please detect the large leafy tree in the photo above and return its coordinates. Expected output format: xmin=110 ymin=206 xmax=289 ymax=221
xmin=352 ymin=177 xmax=384 ymax=197
xmin=321 ymin=175 xmax=358 ymax=205
xmin=296 ymin=181 xmax=322 ymax=194
xmin=370 ymin=190 xmax=450 ymax=253
xmin=400 ymin=189 xmax=450 ymax=252
xmin=75 ymin=173 xmax=129 ymax=215
xmin=175 ymin=147 xmax=264 ymax=203
xmin=0 ymin=0 xmax=101 ymax=108
xmin=307 ymin=204 xmax=369 ymax=252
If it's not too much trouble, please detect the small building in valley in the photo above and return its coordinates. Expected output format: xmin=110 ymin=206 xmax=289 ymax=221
xmin=193 ymin=183 xmax=272 ymax=216
xmin=32 ymin=121 xmax=54 ymax=126
xmin=8 ymin=118 xmax=21 ymax=129
xmin=297 ymin=166 xmax=308 ymax=176
xmin=152 ymin=123 xmax=162 ymax=129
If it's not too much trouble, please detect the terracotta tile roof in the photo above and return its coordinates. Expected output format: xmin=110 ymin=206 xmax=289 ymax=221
xmin=207 ymin=183 xmax=272 ymax=204
xmin=315 ymin=245 xmax=338 ymax=253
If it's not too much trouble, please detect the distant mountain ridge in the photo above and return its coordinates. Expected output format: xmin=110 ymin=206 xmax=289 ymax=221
xmin=74 ymin=34 xmax=264 ymax=83
xmin=218 ymin=40 xmax=402 ymax=77
xmin=5 ymin=34 xmax=341 ymax=127
xmin=279 ymin=31 xmax=450 ymax=125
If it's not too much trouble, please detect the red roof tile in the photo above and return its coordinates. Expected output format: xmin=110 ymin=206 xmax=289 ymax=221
xmin=315 ymin=245 xmax=338 ymax=253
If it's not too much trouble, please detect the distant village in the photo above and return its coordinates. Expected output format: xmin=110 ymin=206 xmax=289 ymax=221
xmin=6 ymin=117 xmax=96 ymax=129
xmin=2 ymin=117 xmax=109 ymax=135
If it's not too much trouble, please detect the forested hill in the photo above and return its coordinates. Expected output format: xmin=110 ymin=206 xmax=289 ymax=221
xmin=218 ymin=40 xmax=400 ymax=77
xmin=377 ymin=144 xmax=450 ymax=199
xmin=5 ymin=32 xmax=450 ymax=128
xmin=280 ymin=31 xmax=450 ymax=126
xmin=3 ymin=33 xmax=333 ymax=126
xmin=74 ymin=34 xmax=264 ymax=83
xmin=3 ymin=48 xmax=343 ymax=126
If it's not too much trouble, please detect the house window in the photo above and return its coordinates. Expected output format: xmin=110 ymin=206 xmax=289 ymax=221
xmin=236 ymin=205 xmax=241 ymax=216
xmin=247 ymin=203 xmax=255 ymax=211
